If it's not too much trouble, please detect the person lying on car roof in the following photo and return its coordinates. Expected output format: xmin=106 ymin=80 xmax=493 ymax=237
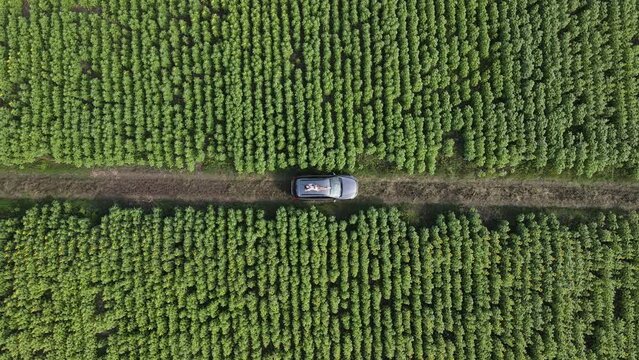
xmin=304 ymin=183 xmax=330 ymax=192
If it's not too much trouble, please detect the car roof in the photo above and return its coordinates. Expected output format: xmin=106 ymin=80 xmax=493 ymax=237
xmin=295 ymin=177 xmax=333 ymax=197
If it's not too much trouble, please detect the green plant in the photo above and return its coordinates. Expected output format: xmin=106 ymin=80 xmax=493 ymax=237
xmin=1 ymin=203 xmax=637 ymax=358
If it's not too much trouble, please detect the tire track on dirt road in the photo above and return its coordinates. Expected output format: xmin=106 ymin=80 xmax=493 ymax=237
xmin=0 ymin=170 xmax=638 ymax=210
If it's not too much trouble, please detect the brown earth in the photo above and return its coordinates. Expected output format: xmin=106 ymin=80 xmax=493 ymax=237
xmin=22 ymin=0 xmax=30 ymax=18
xmin=1 ymin=169 xmax=638 ymax=211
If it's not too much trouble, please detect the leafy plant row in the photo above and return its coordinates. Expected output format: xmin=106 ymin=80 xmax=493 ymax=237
xmin=1 ymin=203 xmax=637 ymax=359
xmin=0 ymin=0 xmax=638 ymax=177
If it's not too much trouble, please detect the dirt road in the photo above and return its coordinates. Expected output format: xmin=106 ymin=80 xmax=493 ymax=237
xmin=1 ymin=169 xmax=638 ymax=210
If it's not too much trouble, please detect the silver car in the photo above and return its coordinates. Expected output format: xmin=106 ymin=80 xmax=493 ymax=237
xmin=291 ymin=175 xmax=358 ymax=200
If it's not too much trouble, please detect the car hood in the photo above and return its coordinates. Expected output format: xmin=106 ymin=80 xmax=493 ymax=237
xmin=339 ymin=176 xmax=358 ymax=199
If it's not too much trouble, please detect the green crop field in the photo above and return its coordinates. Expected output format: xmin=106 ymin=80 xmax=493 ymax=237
xmin=0 ymin=203 xmax=637 ymax=359
xmin=0 ymin=0 xmax=638 ymax=177
xmin=1 ymin=1 xmax=638 ymax=358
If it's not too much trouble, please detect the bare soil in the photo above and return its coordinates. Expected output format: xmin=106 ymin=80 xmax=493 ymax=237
xmin=0 ymin=169 xmax=638 ymax=211
xmin=70 ymin=5 xmax=102 ymax=14
xmin=22 ymin=0 xmax=30 ymax=18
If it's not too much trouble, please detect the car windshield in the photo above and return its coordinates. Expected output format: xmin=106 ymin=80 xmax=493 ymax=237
xmin=329 ymin=177 xmax=342 ymax=198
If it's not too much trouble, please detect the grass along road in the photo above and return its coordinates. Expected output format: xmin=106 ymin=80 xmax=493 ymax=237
xmin=0 ymin=169 xmax=638 ymax=210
